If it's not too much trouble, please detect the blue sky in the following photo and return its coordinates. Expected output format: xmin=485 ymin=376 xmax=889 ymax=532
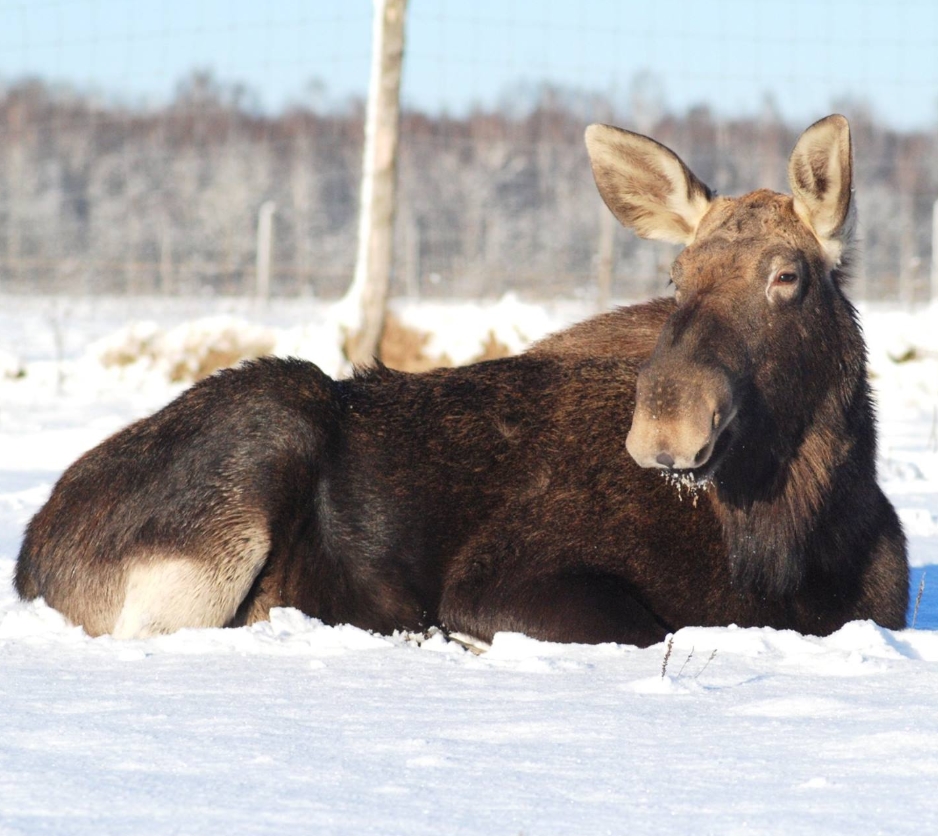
xmin=0 ymin=0 xmax=936 ymax=129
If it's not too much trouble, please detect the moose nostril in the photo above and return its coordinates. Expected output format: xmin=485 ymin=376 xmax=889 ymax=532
xmin=656 ymin=452 xmax=675 ymax=469
xmin=694 ymin=446 xmax=709 ymax=466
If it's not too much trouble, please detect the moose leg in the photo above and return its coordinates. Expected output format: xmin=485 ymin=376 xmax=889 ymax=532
xmin=110 ymin=522 xmax=270 ymax=639
xmin=441 ymin=566 xmax=669 ymax=648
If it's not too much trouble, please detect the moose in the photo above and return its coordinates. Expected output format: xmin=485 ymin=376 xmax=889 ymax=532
xmin=15 ymin=115 xmax=909 ymax=647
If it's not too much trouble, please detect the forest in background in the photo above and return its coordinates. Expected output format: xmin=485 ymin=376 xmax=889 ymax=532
xmin=0 ymin=72 xmax=936 ymax=302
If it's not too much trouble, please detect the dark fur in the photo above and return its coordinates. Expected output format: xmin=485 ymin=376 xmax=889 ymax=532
xmin=15 ymin=122 xmax=909 ymax=647
xmin=15 ymin=295 xmax=907 ymax=646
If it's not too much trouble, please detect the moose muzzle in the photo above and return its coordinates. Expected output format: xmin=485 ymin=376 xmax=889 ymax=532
xmin=626 ymin=363 xmax=737 ymax=473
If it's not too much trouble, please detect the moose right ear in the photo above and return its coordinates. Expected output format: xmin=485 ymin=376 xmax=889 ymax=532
xmin=584 ymin=124 xmax=713 ymax=245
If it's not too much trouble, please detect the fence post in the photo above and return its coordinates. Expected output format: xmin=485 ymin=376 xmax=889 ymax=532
xmin=932 ymin=198 xmax=938 ymax=306
xmin=596 ymin=205 xmax=615 ymax=310
xmin=403 ymin=210 xmax=421 ymax=298
xmin=342 ymin=0 xmax=408 ymax=365
xmin=159 ymin=224 xmax=174 ymax=295
xmin=255 ymin=200 xmax=276 ymax=305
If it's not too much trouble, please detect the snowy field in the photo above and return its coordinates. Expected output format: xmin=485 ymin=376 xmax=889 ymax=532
xmin=1 ymin=293 xmax=938 ymax=835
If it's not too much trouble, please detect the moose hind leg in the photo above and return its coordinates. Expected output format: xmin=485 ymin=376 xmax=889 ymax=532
xmin=112 ymin=525 xmax=270 ymax=639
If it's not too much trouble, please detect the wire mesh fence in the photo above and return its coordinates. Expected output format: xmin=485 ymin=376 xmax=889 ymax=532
xmin=0 ymin=0 xmax=936 ymax=303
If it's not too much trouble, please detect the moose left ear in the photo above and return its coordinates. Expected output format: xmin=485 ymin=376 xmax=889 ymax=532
xmin=788 ymin=114 xmax=855 ymax=265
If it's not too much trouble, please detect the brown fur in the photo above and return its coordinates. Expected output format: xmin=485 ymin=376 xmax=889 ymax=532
xmin=15 ymin=116 xmax=908 ymax=647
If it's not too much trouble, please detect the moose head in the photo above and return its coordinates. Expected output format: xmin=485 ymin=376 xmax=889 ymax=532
xmin=586 ymin=116 xmax=857 ymax=483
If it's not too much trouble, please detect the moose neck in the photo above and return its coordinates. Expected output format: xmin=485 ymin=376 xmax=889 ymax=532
xmin=707 ymin=301 xmax=874 ymax=598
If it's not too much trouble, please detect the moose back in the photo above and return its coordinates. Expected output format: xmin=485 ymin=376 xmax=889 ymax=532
xmin=15 ymin=115 xmax=909 ymax=647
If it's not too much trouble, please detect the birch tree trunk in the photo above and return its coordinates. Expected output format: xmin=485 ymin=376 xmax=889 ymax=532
xmin=342 ymin=0 xmax=408 ymax=365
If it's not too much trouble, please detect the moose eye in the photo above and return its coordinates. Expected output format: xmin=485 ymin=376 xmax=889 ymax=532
xmin=766 ymin=266 xmax=803 ymax=303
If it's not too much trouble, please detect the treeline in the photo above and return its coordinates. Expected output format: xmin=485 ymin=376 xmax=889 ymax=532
xmin=0 ymin=73 xmax=935 ymax=300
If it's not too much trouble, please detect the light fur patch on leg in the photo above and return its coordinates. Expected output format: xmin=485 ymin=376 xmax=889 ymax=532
xmin=112 ymin=530 xmax=269 ymax=639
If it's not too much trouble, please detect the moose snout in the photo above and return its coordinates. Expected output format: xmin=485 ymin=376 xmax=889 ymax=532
xmin=626 ymin=368 xmax=736 ymax=473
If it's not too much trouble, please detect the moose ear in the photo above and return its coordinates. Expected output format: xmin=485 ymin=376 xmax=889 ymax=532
xmin=788 ymin=114 xmax=855 ymax=264
xmin=584 ymin=124 xmax=713 ymax=245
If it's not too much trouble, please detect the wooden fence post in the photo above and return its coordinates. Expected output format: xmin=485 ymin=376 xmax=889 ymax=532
xmin=931 ymin=198 xmax=938 ymax=305
xmin=255 ymin=200 xmax=276 ymax=306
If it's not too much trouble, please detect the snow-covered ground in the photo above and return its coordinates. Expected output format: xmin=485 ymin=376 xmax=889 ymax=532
xmin=1 ymin=293 xmax=937 ymax=834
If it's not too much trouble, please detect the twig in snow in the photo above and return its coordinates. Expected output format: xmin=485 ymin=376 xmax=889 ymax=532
xmin=660 ymin=635 xmax=674 ymax=678
xmin=911 ymin=572 xmax=926 ymax=629
xmin=695 ymin=649 xmax=718 ymax=678
xmin=677 ymin=646 xmax=695 ymax=677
